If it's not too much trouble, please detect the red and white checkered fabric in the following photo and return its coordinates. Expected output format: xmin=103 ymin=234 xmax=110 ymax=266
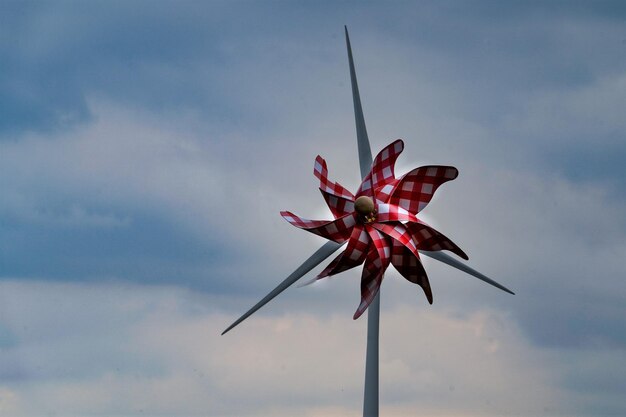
xmin=317 ymin=224 xmax=370 ymax=279
xmin=406 ymin=221 xmax=468 ymax=260
xmin=280 ymin=211 xmax=356 ymax=243
xmin=319 ymin=189 xmax=355 ymax=219
xmin=380 ymin=165 xmax=458 ymax=213
xmin=282 ymin=140 xmax=466 ymax=319
xmin=356 ymin=139 xmax=404 ymax=198
xmin=353 ymin=227 xmax=391 ymax=319
xmin=314 ymin=156 xmax=355 ymax=200
xmin=390 ymin=240 xmax=433 ymax=304
xmin=375 ymin=203 xmax=419 ymax=223
xmin=371 ymin=222 xmax=419 ymax=258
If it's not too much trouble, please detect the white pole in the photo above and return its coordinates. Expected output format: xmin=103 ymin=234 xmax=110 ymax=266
xmin=363 ymin=292 xmax=380 ymax=416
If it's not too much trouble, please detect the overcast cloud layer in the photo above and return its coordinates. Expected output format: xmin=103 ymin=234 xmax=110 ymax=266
xmin=1 ymin=1 xmax=625 ymax=416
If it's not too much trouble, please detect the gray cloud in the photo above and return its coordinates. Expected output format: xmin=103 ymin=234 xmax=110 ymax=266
xmin=0 ymin=280 xmax=575 ymax=416
xmin=1 ymin=1 xmax=626 ymax=416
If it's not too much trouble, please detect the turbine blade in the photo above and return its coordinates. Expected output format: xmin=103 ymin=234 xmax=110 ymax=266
xmin=420 ymin=250 xmax=515 ymax=295
xmin=296 ymin=275 xmax=319 ymax=288
xmin=221 ymin=240 xmax=343 ymax=335
xmin=345 ymin=26 xmax=373 ymax=179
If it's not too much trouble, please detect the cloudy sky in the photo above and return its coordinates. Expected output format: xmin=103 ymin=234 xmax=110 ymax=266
xmin=1 ymin=1 xmax=625 ymax=416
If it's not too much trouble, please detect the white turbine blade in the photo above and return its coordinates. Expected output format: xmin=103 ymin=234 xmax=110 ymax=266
xmin=221 ymin=240 xmax=343 ymax=335
xmin=420 ymin=250 xmax=515 ymax=295
xmin=345 ymin=25 xmax=373 ymax=179
xmin=296 ymin=275 xmax=320 ymax=288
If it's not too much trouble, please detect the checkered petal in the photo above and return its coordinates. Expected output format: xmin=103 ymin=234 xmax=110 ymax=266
xmin=375 ymin=203 xmax=419 ymax=223
xmin=353 ymin=227 xmax=392 ymax=319
xmin=317 ymin=224 xmax=370 ymax=279
xmin=381 ymin=165 xmax=458 ymax=213
xmin=314 ymin=155 xmax=355 ymax=200
xmin=390 ymin=240 xmax=433 ymax=304
xmin=356 ymin=139 xmax=404 ymax=197
xmin=373 ymin=222 xmax=433 ymax=303
xmin=319 ymin=189 xmax=355 ymax=219
xmin=280 ymin=211 xmax=356 ymax=243
xmin=371 ymin=222 xmax=419 ymax=258
xmin=406 ymin=221 xmax=468 ymax=260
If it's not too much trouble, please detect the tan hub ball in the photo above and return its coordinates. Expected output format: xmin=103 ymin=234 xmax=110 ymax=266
xmin=354 ymin=196 xmax=375 ymax=216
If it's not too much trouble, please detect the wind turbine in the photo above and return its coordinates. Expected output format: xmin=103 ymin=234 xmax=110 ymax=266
xmin=222 ymin=27 xmax=514 ymax=417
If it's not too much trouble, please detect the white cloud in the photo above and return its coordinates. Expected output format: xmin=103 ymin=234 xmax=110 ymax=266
xmin=0 ymin=280 xmax=572 ymax=417
xmin=2 ymin=3 xmax=626 ymax=416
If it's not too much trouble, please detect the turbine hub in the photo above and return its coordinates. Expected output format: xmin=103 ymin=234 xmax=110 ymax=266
xmin=355 ymin=196 xmax=376 ymax=223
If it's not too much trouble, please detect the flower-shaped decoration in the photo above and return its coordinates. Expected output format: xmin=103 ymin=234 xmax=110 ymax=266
xmin=281 ymin=140 xmax=468 ymax=319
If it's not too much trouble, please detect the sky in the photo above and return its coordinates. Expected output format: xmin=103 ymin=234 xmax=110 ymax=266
xmin=1 ymin=1 xmax=625 ymax=416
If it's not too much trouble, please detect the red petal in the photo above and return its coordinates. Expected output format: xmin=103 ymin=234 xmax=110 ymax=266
xmin=280 ymin=211 xmax=356 ymax=243
xmin=356 ymin=140 xmax=404 ymax=198
xmin=382 ymin=165 xmax=458 ymax=212
xmin=371 ymin=222 xmax=419 ymax=258
xmin=390 ymin=240 xmax=433 ymax=304
xmin=375 ymin=203 xmax=419 ymax=223
xmin=314 ymin=155 xmax=355 ymax=200
xmin=319 ymin=189 xmax=355 ymax=219
xmin=317 ymin=225 xmax=370 ymax=279
xmin=353 ymin=227 xmax=392 ymax=319
xmin=407 ymin=221 xmax=468 ymax=260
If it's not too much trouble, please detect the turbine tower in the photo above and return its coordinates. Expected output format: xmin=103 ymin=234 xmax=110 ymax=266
xmin=222 ymin=27 xmax=514 ymax=417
